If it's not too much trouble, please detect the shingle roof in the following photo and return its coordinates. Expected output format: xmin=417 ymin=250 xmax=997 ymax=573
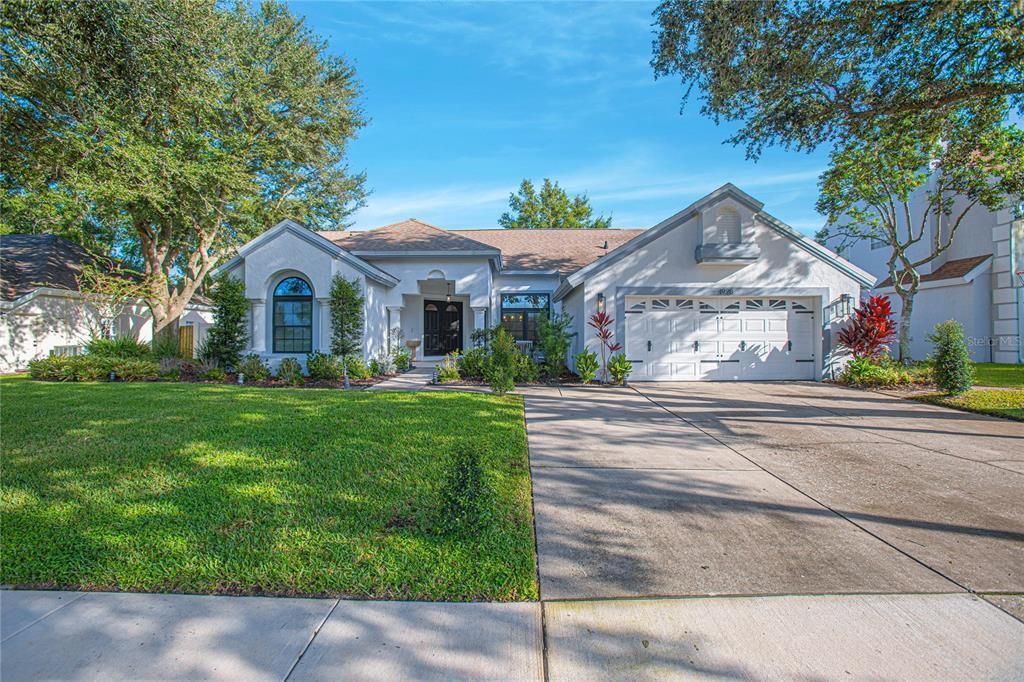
xmin=321 ymin=219 xmax=499 ymax=254
xmin=0 ymin=233 xmax=213 ymax=306
xmin=877 ymin=254 xmax=992 ymax=287
xmin=320 ymin=220 xmax=646 ymax=274
xmin=0 ymin=234 xmax=103 ymax=301
xmin=457 ymin=229 xmax=646 ymax=274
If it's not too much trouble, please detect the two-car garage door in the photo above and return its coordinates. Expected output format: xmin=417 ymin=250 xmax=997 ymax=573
xmin=625 ymin=296 xmax=817 ymax=381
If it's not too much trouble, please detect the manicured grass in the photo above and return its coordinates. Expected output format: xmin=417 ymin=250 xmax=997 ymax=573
xmin=918 ymin=389 xmax=1024 ymax=422
xmin=0 ymin=376 xmax=537 ymax=600
xmin=972 ymin=363 xmax=1024 ymax=388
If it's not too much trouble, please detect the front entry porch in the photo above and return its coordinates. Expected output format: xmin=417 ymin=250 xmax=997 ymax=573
xmin=387 ymin=272 xmax=489 ymax=360
xmin=423 ymin=299 xmax=464 ymax=356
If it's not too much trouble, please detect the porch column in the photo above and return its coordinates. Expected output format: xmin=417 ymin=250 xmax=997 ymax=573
xmin=386 ymin=305 xmax=403 ymax=353
xmin=472 ymin=306 xmax=488 ymax=339
xmin=250 ymin=299 xmax=266 ymax=353
xmin=317 ymin=298 xmax=331 ymax=352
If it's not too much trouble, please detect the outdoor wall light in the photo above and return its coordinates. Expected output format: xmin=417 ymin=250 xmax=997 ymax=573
xmin=446 ymin=281 xmax=453 ymax=303
xmin=597 ymin=292 xmax=606 ymax=313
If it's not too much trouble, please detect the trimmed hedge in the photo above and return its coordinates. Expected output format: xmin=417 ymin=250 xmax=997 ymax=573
xmin=28 ymin=356 xmax=160 ymax=382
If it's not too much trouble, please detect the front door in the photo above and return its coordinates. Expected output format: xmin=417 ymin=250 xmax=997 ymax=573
xmin=423 ymin=300 xmax=463 ymax=355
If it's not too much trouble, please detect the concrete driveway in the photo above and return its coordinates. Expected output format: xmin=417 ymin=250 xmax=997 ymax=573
xmin=525 ymin=381 xmax=1024 ymax=677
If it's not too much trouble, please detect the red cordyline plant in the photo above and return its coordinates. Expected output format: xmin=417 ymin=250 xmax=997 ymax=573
xmin=588 ymin=311 xmax=622 ymax=383
xmin=837 ymin=295 xmax=897 ymax=360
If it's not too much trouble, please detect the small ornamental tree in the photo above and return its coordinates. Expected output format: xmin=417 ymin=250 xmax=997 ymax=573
xmin=205 ymin=276 xmax=249 ymax=367
xmin=329 ymin=275 xmax=364 ymax=357
xmin=588 ymin=311 xmax=622 ymax=383
xmin=927 ymin=320 xmax=974 ymax=395
xmin=537 ymin=312 xmax=574 ymax=378
xmin=837 ymin=295 xmax=898 ymax=360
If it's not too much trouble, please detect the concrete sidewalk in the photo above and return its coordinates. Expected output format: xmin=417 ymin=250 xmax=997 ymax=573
xmin=0 ymin=591 xmax=542 ymax=681
xmin=4 ymin=590 xmax=1023 ymax=680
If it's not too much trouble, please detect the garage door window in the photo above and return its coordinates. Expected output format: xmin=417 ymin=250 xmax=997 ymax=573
xmin=500 ymin=293 xmax=549 ymax=343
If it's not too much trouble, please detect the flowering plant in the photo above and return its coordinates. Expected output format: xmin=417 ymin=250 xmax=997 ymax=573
xmin=588 ymin=311 xmax=621 ymax=383
xmin=837 ymin=295 xmax=897 ymax=359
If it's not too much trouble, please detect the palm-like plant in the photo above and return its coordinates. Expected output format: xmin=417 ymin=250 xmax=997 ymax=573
xmin=588 ymin=311 xmax=622 ymax=383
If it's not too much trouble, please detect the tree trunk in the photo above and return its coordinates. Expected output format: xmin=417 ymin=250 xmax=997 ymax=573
xmin=897 ymin=288 xmax=916 ymax=363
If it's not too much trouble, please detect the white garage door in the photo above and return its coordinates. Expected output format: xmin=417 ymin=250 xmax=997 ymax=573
xmin=625 ymin=297 xmax=817 ymax=381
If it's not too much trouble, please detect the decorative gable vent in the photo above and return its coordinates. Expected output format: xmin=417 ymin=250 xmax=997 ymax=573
xmin=715 ymin=207 xmax=741 ymax=244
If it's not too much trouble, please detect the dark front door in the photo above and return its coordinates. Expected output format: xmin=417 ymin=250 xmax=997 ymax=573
xmin=424 ymin=300 xmax=463 ymax=355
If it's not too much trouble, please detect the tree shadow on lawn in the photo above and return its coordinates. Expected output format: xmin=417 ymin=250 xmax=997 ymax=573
xmin=1 ymin=380 xmax=537 ymax=601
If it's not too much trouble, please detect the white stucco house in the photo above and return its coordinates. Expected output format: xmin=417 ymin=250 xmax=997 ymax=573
xmin=0 ymin=234 xmax=214 ymax=372
xmin=830 ymin=188 xmax=1024 ymax=364
xmin=211 ymin=184 xmax=873 ymax=381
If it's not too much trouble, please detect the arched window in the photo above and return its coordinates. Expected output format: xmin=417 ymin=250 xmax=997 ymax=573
xmin=273 ymin=277 xmax=313 ymax=353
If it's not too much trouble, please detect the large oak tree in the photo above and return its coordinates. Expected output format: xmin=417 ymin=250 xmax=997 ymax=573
xmin=1 ymin=0 xmax=367 ymax=333
xmin=652 ymin=0 xmax=1024 ymax=360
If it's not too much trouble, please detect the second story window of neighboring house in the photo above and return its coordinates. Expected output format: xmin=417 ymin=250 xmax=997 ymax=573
xmin=870 ymin=236 xmax=887 ymax=250
xmin=500 ymin=293 xmax=550 ymax=344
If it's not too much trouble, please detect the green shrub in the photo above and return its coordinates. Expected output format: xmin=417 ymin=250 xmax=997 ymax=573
xmin=538 ymin=312 xmax=574 ymax=378
xmin=343 ymin=355 xmax=372 ymax=381
xmin=28 ymin=355 xmax=159 ymax=382
xmin=436 ymin=352 xmax=461 ymax=383
xmin=608 ymin=352 xmax=633 ymax=385
xmin=199 ymin=366 xmax=226 ymax=381
xmin=276 ymin=357 xmax=304 ymax=385
xmin=470 ymin=327 xmax=497 ymax=348
xmin=151 ymin=332 xmax=182 ymax=360
xmin=85 ymin=336 xmax=152 ymax=358
xmin=237 ymin=354 xmax=270 ymax=381
xmin=484 ymin=327 xmax=517 ymax=394
xmin=369 ymin=358 xmax=382 ymax=376
xmin=439 ymin=447 xmax=491 ymax=533
xmin=573 ymin=348 xmax=599 ymax=383
xmin=837 ymin=356 xmax=913 ymax=387
xmin=514 ymin=352 xmax=540 ymax=383
xmin=114 ymin=358 xmax=161 ymax=381
xmin=395 ymin=348 xmax=411 ymax=371
xmin=204 ymin=276 xmax=249 ymax=367
xmin=458 ymin=347 xmax=488 ymax=379
xmin=927 ymin=320 xmax=974 ymax=394
xmin=307 ymin=351 xmax=342 ymax=381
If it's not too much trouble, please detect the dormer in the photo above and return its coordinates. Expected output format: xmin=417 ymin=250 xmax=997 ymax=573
xmin=695 ymin=199 xmax=761 ymax=265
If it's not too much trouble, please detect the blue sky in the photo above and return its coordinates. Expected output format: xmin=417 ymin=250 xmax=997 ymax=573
xmin=294 ymin=1 xmax=834 ymax=234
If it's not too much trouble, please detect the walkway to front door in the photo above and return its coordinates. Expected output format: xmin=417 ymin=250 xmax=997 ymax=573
xmin=423 ymin=299 xmax=463 ymax=355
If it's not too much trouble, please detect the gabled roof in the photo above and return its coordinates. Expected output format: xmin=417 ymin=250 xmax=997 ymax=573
xmin=554 ymin=183 xmax=876 ymax=300
xmin=457 ymin=229 xmax=646 ymax=274
xmin=322 ymin=219 xmax=500 ymax=256
xmin=876 ymin=254 xmax=992 ymax=288
xmin=211 ymin=219 xmax=400 ymax=286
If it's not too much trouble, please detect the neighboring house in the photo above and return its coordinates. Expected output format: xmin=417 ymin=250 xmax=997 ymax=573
xmin=0 ymin=234 xmax=214 ymax=372
xmin=212 ymin=184 xmax=873 ymax=381
xmin=830 ymin=190 xmax=1023 ymax=364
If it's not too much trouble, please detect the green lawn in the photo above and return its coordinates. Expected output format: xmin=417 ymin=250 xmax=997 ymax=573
xmin=0 ymin=377 xmax=537 ymax=600
xmin=972 ymin=363 xmax=1024 ymax=388
xmin=918 ymin=389 xmax=1024 ymax=422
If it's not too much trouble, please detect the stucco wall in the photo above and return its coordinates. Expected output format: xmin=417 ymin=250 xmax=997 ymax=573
xmin=0 ymin=292 xmax=213 ymax=372
xmin=885 ymin=275 xmax=994 ymax=362
xmin=574 ymin=202 xmax=862 ymax=379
